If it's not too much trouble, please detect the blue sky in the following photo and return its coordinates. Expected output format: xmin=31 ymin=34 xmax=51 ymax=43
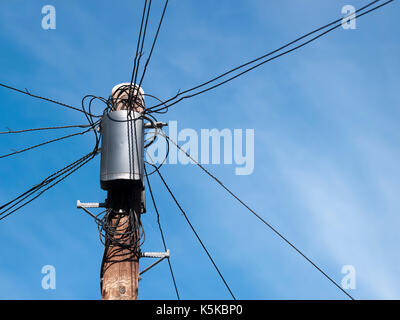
xmin=0 ymin=0 xmax=399 ymax=300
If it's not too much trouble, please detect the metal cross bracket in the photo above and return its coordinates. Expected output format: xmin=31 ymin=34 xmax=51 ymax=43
xmin=77 ymin=200 xmax=106 ymax=208
xmin=139 ymin=249 xmax=170 ymax=278
xmin=76 ymin=200 xmax=106 ymax=222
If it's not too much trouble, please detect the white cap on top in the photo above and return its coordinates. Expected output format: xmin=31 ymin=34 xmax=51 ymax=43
xmin=112 ymin=82 xmax=145 ymax=96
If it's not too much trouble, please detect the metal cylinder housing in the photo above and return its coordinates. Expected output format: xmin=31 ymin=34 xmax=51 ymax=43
xmin=100 ymin=110 xmax=144 ymax=190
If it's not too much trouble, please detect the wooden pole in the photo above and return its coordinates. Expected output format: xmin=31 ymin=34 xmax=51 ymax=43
xmin=101 ymin=191 xmax=142 ymax=300
xmin=101 ymin=84 xmax=144 ymax=300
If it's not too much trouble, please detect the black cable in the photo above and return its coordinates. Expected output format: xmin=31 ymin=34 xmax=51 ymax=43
xmin=0 ymin=82 xmax=94 ymax=116
xmin=0 ymin=123 xmax=94 ymax=135
xmin=144 ymin=130 xmax=170 ymax=176
xmin=133 ymin=0 xmax=152 ymax=88
xmin=98 ymin=208 xmax=144 ymax=252
xmin=81 ymin=95 xmax=106 ymax=149
xmin=137 ymin=0 xmax=169 ymax=89
xmin=81 ymin=95 xmax=110 ymax=118
xmin=128 ymin=0 xmax=149 ymax=105
xmin=154 ymin=166 xmax=236 ymax=300
xmin=98 ymin=208 xmax=145 ymax=292
xmin=0 ymin=127 xmax=95 ymax=159
xmin=144 ymin=93 xmax=169 ymax=114
xmin=0 ymin=155 xmax=96 ymax=221
xmin=0 ymin=94 xmax=101 ymax=221
xmin=128 ymin=0 xmax=152 ymax=105
xmin=163 ymin=133 xmax=355 ymax=300
xmin=131 ymin=0 xmax=154 ymax=107
xmin=147 ymin=0 xmax=393 ymax=113
xmin=0 ymin=151 xmax=97 ymax=221
xmin=144 ymin=165 xmax=180 ymax=300
xmin=0 ymin=151 xmax=92 ymax=214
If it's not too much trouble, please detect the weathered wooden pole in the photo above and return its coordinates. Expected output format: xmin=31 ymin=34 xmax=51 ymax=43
xmin=101 ymin=83 xmax=145 ymax=300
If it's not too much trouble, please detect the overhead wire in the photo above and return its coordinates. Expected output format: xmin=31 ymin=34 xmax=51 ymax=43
xmin=144 ymin=125 xmax=170 ymax=176
xmin=162 ymin=133 xmax=355 ymax=300
xmin=144 ymin=165 xmax=180 ymax=300
xmin=131 ymin=0 xmax=149 ymax=84
xmin=128 ymin=0 xmax=150 ymax=105
xmin=146 ymin=0 xmax=394 ymax=114
xmin=136 ymin=0 xmax=169 ymax=90
xmin=0 ymin=123 xmax=95 ymax=135
xmin=153 ymin=164 xmax=236 ymax=300
xmin=0 ymin=92 xmax=102 ymax=221
xmin=0 ymin=126 xmax=96 ymax=159
xmin=0 ymin=150 xmax=98 ymax=221
xmin=133 ymin=0 xmax=153 ymax=90
xmin=0 ymin=82 xmax=95 ymax=116
xmin=0 ymin=0 xmax=392 ymax=299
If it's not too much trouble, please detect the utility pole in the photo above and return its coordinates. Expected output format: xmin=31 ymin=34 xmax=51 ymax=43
xmin=100 ymin=191 xmax=142 ymax=300
xmin=100 ymin=83 xmax=144 ymax=300
xmin=77 ymin=83 xmax=169 ymax=300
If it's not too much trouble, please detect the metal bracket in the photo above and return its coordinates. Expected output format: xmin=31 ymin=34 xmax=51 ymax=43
xmin=77 ymin=200 xmax=106 ymax=208
xmin=77 ymin=200 xmax=168 ymax=278
xmin=76 ymin=200 xmax=106 ymax=222
xmin=141 ymin=250 xmax=170 ymax=259
xmin=139 ymin=249 xmax=170 ymax=277
xmin=144 ymin=121 xmax=168 ymax=129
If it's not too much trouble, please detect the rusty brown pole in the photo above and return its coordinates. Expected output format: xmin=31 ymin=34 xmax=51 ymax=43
xmin=101 ymin=84 xmax=144 ymax=300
